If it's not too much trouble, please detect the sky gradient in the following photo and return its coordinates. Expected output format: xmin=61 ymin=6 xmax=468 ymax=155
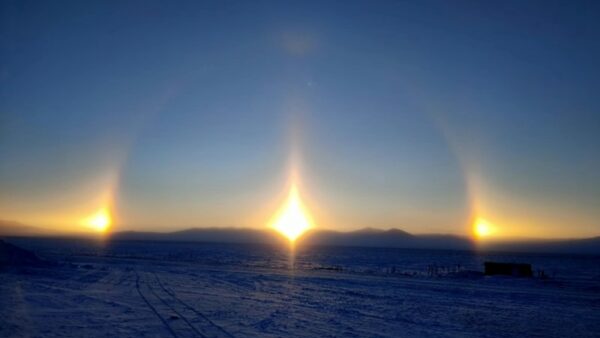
xmin=1 ymin=0 xmax=599 ymax=238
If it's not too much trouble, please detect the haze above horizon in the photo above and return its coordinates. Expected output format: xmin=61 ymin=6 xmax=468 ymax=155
xmin=1 ymin=0 xmax=599 ymax=239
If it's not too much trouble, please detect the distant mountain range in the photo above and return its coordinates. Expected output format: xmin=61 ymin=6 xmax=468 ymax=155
xmin=109 ymin=227 xmax=474 ymax=250
xmin=0 ymin=220 xmax=57 ymax=237
xmin=482 ymin=236 xmax=600 ymax=255
xmin=109 ymin=227 xmax=600 ymax=254
xmin=2 ymin=220 xmax=599 ymax=254
xmin=299 ymin=228 xmax=473 ymax=250
xmin=111 ymin=227 xmax=282 ymax=245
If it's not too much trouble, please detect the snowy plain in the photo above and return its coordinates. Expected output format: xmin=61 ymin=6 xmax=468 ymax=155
xmin=1 ymin=238 xmax=599 ymax=338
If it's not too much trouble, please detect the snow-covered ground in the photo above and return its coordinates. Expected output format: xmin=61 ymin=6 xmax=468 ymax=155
xmin=1 ymin=239 xmax=599 ymax=337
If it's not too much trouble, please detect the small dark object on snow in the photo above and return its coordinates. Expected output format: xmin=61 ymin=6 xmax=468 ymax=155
xmin=484 ymin=261 xmax=533 ymax=277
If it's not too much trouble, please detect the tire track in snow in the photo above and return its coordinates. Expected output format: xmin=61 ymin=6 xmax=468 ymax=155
xmin=144 ymin=274 xmax=208 ymax=338
xmin=135 ymin=271 xmax=179 ymax=338
xmin=153 ymin=273 xmax=235 ymax=338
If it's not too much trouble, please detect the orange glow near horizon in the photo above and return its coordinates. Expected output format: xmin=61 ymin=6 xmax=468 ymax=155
xmin=270 ymin=184 xmax=314 ymax=242
xmin=473 ymin=218 xmax=495 ymax=238
xmin=84 ymin=208 xmax=112 ymax=233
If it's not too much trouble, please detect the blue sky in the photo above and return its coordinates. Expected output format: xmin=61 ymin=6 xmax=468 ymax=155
xmin=1 ymin=0 xmax=599 ymax=237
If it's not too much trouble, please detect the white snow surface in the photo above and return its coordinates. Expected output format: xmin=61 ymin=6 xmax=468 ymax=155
xmin=1 ymin=239 xmax=599 ymax=337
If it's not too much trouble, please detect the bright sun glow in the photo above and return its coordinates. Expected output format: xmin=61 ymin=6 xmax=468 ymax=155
xmin=474 ymin=218 xmax=495 ymax=238
xmin=85 ymin=208 xmax=111 ymax=233
xmin=271 ymin=185 xmax=313 ymax=242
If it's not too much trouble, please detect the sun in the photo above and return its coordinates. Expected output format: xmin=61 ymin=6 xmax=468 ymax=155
xmin=270 ymin=185 xmax=313 ymax=242
xmin=474 ymin=218 xmax=495 ymax=238
xmin=85 ymin=208 xmax=112 ymax=233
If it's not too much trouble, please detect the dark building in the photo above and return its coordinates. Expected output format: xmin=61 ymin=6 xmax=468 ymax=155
xmin=484 ymin=262 xmax=533 ymax=277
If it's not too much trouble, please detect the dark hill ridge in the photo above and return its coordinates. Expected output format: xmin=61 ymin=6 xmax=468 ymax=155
xmin=109 ymin=227 xmax=600 ymax=254
xmin=112 ymin=227 xmax=281 ymax=244
xmin=0 ymin=219 xmax=71 ymax=237
xmin=109 ymin=227 xmax=474 ymax=250
xmin=3 ymin=219 xmax=599 ymax=254
xmin=483 ymin=236 xmax=600 ymax=255
xmin=300 ymin=229 xmax=474 ymax=250
xmin=0 ymin=239 xmax=45 ymax=268
xmin=0 ymin=220 xmax=52 ymax=236
xmin=301 ymin=228 xmax=414 ymax=248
